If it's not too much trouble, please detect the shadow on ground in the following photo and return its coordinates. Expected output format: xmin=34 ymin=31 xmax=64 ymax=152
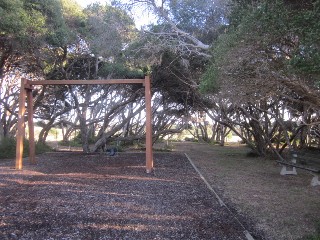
xmin=0 ymin=152 xmax=253 ymax=239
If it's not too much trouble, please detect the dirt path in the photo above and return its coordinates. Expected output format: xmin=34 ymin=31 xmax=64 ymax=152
xmin=1 ymin=152 xmax=254 ymax=240
xmin=173 ymin=142 xmax=320 ymax=240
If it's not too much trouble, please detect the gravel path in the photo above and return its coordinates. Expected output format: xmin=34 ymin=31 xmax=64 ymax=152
xmin=0 ymin=152 xmax=252 ymax=239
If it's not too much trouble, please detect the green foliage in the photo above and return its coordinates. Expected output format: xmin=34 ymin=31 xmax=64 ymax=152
xmin=0 ymin=0 xmax=46 ymax=38
xmin=201 ymin=0 xmax=320 ymax=94
xmin=84 ymin=3 xmax=135 ymax=58
xmin=169 ymin=0 xmax=212 ymax=30
xmin=304 ymin=235 xmax=320 ymax=240
xmin=0 ymin=0 xmax=72 ymax=46
xmin=233 ymin=0 xmax=320 ymax=77
xmin=200 ymin=28 xmax=240 ymax=94
xmin=60 ymin=0 xmax=86 ymax=37
xmin=35 ymin=141 xmax=53 ymax=154
xmin=289 ymin=1 xmax=320 ymax=76
xmin=0 ymin=137 xmax=52 ymax=159
xmin=98 ymin=63 xmax=144 ymax=79
xmin=303 ymin=221 xmax=320 ymax=239
xmin=152 ymin=49 xmax=211 ymax=110
xmin=0 ymin=0 xmax=80 ymax=85
xmin=168 ymin=0 xmax=222 ymax=43
xmin=34 ymin=0 xmax=71 ymax=46
xmin=0 ymin=137 xmax=19 ymax=159
xmin=199 ymin=63 xmax=219 ymax=93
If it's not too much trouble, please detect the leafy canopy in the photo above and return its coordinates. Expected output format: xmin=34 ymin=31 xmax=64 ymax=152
xmin=201 ymin=0 xmax=320 ymax=93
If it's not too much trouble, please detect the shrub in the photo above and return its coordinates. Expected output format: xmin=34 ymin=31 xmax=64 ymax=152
xmin=35 ymin=142 xmax=53 ymax=154
xmin=0 ymin=137 xmax=52 ymax=159
xmin=0 ymin=137 xmax=18 ymax=159
xmin=246 ymin=151 xmax=261 ymax=158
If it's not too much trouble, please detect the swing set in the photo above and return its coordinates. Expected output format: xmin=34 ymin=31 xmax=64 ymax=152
xmin=15 ymin=76 xmax=154 ymax=173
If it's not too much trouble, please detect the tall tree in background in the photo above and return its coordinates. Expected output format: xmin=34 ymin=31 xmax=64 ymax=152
xmin=0 ymin=0 xmax=75 ymax=141
xmin=115 ymin=0 xmax=222 ymax=116
xmin=84 ymin=3 xmax=136 ymax=78
xmin=2 ymin=0 xmax=319 ymax=154
xmin=201 ymin=0 xmax=320 ymax=155
xmin=113 ymin=0 xmax=225 ymax=58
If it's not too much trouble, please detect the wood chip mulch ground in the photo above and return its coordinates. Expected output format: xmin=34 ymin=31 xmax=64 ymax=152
xmin=0 ymin=152 xmax=259 ymax=239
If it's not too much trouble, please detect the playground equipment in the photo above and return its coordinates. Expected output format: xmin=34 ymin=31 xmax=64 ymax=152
xmin=15 ymin=76 xmax=153 ymax=173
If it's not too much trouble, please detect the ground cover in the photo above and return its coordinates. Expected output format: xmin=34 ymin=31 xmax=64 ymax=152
xmin=173 ymin=142 xmax=320 ymax=240
xmin=0 ymin=152 xmax=256 ymax=239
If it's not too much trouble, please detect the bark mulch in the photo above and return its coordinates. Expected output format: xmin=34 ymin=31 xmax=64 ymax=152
xmin=0 ymin=152 xmax=252 ymax=239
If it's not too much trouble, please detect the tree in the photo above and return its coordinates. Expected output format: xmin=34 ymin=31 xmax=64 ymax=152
xmin=84 ymin=3 xmax=136 ymax=78
xmin=0 ymin=0 xmax=76 ymax=142
xmin=113 ymin=0 xmax=223 ymax=58
xmin=201 ymin=0 xmax=320 ymax=155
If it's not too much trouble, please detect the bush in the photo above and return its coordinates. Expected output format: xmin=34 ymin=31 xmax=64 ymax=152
xmin=35 ymin=142 xmax=53 ymax=154
xmin=0 ymin=137 xmax=18 ymax=159
xmin=246 ymin=151 xmax=261 ymax=158
xmin=0 ymin=137 xmax=52 ymax=159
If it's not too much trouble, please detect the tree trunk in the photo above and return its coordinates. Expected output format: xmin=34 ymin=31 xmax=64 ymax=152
xmin=249 ymin=119 xmax=267 ymax=156
xmin=210 ymin=122 xmax=218 ymax=142
xmin=38 ymin=124 xmax=53 ymax=144
xmin=92 ymin=105 xmax=145 ymax=152
xmin=0 ymin=123 xmax=4 ymax=144
xmin=94 ymin=57 xmax=100 ymax=79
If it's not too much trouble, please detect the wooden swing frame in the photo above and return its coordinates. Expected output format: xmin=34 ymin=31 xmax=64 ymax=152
xmin=15 ymin=76 xmax=153 ymax=173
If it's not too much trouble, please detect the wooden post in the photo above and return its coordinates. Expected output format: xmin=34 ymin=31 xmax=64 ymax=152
xmin=144 ymin=76 xmax=153 ymax=173
xmin=26 ymin=87 xmax=36 ymax=164
xmin=15 ymin=77 xmax=153 ymax=172
xmin=15 ymin=79 xmax=27 ymax=169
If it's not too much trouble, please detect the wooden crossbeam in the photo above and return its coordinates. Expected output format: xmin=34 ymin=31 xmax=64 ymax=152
xmin=27 ymin=79 xmax=145 ymax=86
xmin=16 ymin=76 xmax=153 ymax=173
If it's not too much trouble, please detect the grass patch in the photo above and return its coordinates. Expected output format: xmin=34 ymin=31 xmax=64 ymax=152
xmin=303 ymin=222 xmax=320 ymax=240
xmin=209 ymin=145 xmax=251 ymax=157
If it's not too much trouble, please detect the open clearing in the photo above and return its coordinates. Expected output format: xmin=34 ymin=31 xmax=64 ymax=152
xmin=1 ymin=142 xmax=319 ymax=239
xmin=0 ymin=151 xmax=259 ymax=239
xmin=174 ymin=142 xmax=320 ymax=240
